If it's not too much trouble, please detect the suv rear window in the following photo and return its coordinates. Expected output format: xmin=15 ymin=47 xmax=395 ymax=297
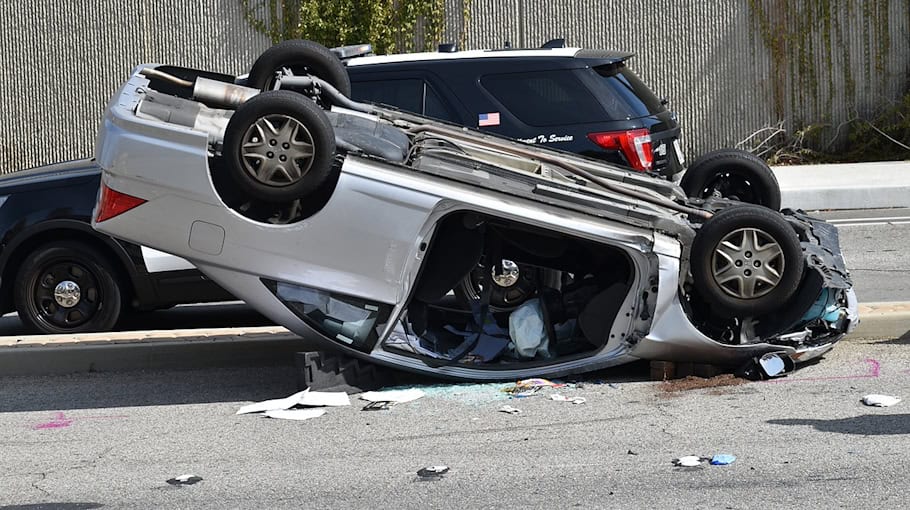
xmin=591 ymin=63 xmax=666 ymax=119
xmin=480 ymin=70 xmax=607 ymax=127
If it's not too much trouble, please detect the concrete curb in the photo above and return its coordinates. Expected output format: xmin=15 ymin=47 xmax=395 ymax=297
xmin=773 ymin=161 xmax=910 ymax=211
xmin=0 ymin=326 xmax=310 ymax=376
xmin=0 ymin=302 xmax=906 ymax=377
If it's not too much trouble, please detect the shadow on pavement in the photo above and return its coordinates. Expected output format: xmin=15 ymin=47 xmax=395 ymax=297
xmin=768 ymin=414 xmax=910 ymax=435
xmin=0 ymin=366 xmax=300 ymax=413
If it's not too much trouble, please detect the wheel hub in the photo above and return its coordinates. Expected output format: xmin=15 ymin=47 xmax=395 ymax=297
xmin=240 ymin=114 xmax=315 ymax=187
xmin=53 ymin=280 xmax=81 ymax=308
xmin=491 ymin=259 xmax=520 ymax=287
xmin=711 ymin=227 xmax=784 ymax=299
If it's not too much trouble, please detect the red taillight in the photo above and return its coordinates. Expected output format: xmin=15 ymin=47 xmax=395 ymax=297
xmin=95 ymin=182 xmax=147 ymax=222
xmin=587 ymin=129 xmax=653 ymax=172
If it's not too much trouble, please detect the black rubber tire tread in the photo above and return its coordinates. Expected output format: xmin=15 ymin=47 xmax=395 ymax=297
xmin=680 ymin=149 xmax=782 ymax=210
xmin=223 ymin=90 xmax=336 ymax=204
xmin=14 ymin=241 xmax=123 ymax=334
xmin=691 ymin=205 xmax=803 ymax=317
xmin=248 ymin=39 xmax=352 ymax=97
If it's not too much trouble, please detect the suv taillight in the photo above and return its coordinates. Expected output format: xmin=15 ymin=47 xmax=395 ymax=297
xmin=587 ymin=129 xmax=653 ymax=172
xmin=95 ymin=182 xmax=146 ymax=222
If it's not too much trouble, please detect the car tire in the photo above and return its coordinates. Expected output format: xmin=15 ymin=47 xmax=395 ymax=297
xmin=454 ymin=261 xmax=540 ymax=311
xmin=680 ymin=149 xmax=782 ymax=210
xmin=690 ymin=205 xmax=803 ymax=317
xmin=247 ymin=39 xmax=352 ymax=97
xmin=14 ymin=241 xmax=123 ymax=334
xmin=223 ymin=90 xmax=336 ymax=204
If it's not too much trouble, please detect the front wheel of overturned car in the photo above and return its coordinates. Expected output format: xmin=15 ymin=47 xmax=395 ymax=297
xmin=690 ymin=205 xmax=803 ymax=317
xmin=14 ymin=242 xmax=123 ymax=334
xmin=223 ymin=90 xmax=336 ymax=204
xmin=680 ymin=149 xmax=781 ymax=210
xmin=247 ymin=39 xmax=352 ymax=97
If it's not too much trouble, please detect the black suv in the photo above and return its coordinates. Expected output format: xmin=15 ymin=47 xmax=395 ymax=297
xmin=339 ymin=42 xmax=780 ymax=209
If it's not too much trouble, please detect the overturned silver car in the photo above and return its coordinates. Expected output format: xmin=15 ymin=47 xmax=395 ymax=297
xmin=93 ymin=41 xmax=857 ymax=381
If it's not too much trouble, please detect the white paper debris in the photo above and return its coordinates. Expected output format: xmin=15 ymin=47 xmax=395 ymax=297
xmin=167 ymin=474 xmax=203 ymax=485
xmin=237 ymin=389 xmax=351 ymax=415
xmin=550 ymin=394 xmax=586 ymax=404
xmin=236 ymin=390 xmax=310 ymax=415
xmin=264 ymin=408 xmax=327 ymax=421
xmin=299 ymin=391 xmax=351 ymax=407
xmin=360 ymin=389 xmax=425 ymax=404
xmin=861 ymin=394 xmax=901 ymax=407
xmin=499 ymin=405 xmax=522 ymax=414
xmin=673 ymin=456 xmax=703 ymax=467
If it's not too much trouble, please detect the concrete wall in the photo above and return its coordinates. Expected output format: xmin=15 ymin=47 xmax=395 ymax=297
xmin=0 ymin=0 xmax=906 ymax=172
xmin=0 ymin=0 xmax=271 ymax=173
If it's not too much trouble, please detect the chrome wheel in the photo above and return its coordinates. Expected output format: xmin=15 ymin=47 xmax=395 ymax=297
xmin=240 ymin=114 xmax=315 ymax=187
xmin=491 ymin=259 xmax=520 ymax=287
xmin=711 ymin=227 xmax=784 ymax=299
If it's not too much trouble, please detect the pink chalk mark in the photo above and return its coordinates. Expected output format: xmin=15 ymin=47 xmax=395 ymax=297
xmin=33 ymin=412 xmax=74 ymax=430
xmin=767 ymin=358 xmax=880 ymax=383
xmin=31 ymin=412 xmax=127 ymax=430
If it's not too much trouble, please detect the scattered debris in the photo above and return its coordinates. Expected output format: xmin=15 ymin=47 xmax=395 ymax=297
xmin=360 ymin=388 xmax=425 ymax=405
xmin=673 ymin=456 xmax=705 ymax=467
xmin=550 ymin=394 xmax=586 ymax=404
xmin=264 ymin=409 xmax=327 ymax=421
xmin=362 ymin=401 xmax=392 ymax=411
xmin=627 ymin=449 xmax=638 ymax=455
xmin=416 ymin=465 xmax=449 ymax=480
xmin=503 ymin=378 xmax=565 ymax=398
xmin=861 ymin=394 xmax=901 ymax=407
xmin=236 ymin=390 xmax=308 ymax=415
xmin=710 ymin=454 xmax=736 ymax=465
xmin=673 ymin=454 xmax=736 ymax=467
xmin=236 ymin=389 xmax=350 ymax=415
xmin=166 ymin=474 xmax=203 ymax=486
xmin=498 ymin=405 xmax=522 ymax=414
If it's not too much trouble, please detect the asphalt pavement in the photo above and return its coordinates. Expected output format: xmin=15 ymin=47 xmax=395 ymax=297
xmin=1 ymin=337 xmax=907 ymax=508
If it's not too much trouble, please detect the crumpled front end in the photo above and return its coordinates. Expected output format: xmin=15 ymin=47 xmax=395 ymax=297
xmin=632 ymin=211 xmax=857 ymax=366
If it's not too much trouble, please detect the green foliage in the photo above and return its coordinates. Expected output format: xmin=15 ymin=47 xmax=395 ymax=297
xmin=742 ymin=94 xmax=910 ymax=165
xmin=241 ymin=0 xmax=469 ymax=54
xmin=843 ymin=94 xmax=910 ymax=162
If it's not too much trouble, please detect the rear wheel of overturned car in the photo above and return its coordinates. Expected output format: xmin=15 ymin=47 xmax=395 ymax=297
xmin=247 ymin=39 xmax=352 ymax=97
xmin=454 ymin=260 xmax=540 ymax=310
xmin=680 ymin=149 xmax=782 ymax=210
xmin=691 ymin=205 xmax=803 ymax=317
xmin=223 ymin=90 xmax=336 ymax=204
xmin=14 ymin=241 xmax=123 ymax=334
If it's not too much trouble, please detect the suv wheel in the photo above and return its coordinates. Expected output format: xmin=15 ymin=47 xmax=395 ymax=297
xmin=14 ymin=241 xmax=123 ymax=334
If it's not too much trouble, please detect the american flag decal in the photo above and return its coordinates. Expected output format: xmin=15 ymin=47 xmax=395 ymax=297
xmin=478 ymin=112 xmax=501 ymax=127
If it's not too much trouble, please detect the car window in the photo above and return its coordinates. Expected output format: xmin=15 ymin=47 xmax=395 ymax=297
xmin=423 ymin=85 xmax=453 ymax=121
xmin=351 ymin=78 xmax=456 ymax=122
xmin=591 ymin=64 xmax=666 ymax=118
xmin=351 ymin=78 xmax=423 ymax=113
xmin=480 ymin=70 xmax=608 ymax=126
